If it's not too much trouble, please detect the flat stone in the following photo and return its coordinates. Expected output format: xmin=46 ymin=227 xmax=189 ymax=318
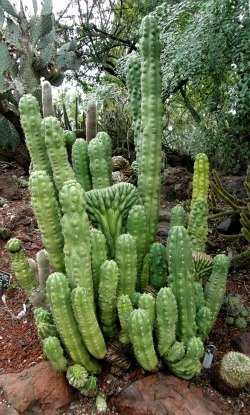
xmin=114 ymin=373 xmax=235 ymax=415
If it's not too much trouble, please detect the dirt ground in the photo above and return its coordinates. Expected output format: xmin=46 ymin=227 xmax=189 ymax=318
xmin=0 ymin=161 xmax=249 ymax=414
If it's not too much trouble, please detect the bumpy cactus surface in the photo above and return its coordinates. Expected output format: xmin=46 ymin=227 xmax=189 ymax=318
xmin=72 ymin=139 xmax=92 ymax=191
xmin=191 ymin=153 xmax=209 ymax=207
xmin=188 ymin=198 xmax=208 ymax=252
xmin=66 ymin=364 xmax=89 ymax=389
xmin=43 ymin=336 xmax=68 ymax=371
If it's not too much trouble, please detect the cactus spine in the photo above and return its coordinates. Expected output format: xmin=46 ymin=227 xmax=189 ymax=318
xmin=137 ymin=15 xmax=163 ymax=248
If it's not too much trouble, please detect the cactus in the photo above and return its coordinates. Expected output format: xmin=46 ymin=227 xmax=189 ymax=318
xmin=19 ymin=94 xmax=52 ymax=176
xmin=66 ymin=364 xmax=89 ymax=389
xmin=191 ymin=153 xmax=209 ymax=207
xmin=60 ymin=180 xmax=94 ymax=297
xmin=33 ymin=307 xmax=57 ymax=340
xmin=225 ymin=295 xmax=249 ymax=329
xmin=72 ymin=139 xmax=92 ymax=191
xmin=98 ymin=260 xmax=119 ymax=338
xmin=88 ymin=137 xmax=111 ymax=189
xmin=156 ymin=287 xmax=178 ymax=358
xmin=36 ymin=249 xmax=50 ymax=290
xmin=116 ymin=234 xmax=137 ymax=297
xmin=42 ymin=80 xmax=54 ymax=117
xmin=188 ymin=198 xmax=208 ymax=252
xmin=137 ymin=15 xmax=163 ymax=248
xmin=7 ymin=238 xmax=37 ymax=291
xmin=86 ymin=102 xmax=97 ymax=142
xmin=168 ymin=337 xmax=204 ymax=379
xmin=43 ymin=336 xmax=68 ymax=371
xmin=218 ymin=352 xmax=250 ymax=391
xmin=95 ymin=393 xmax=107 ymax=413
xmin=90 ymin=228 xmax=107 ymax=299
xmin=46 ymin=272 xmax=100 ymax=373
xmin=148 ymin=242 xmax=168 ymax=290
xmin=86 ymin=183 xmax=139 ymax=257
xmin=126 ymin=55 xmax=141 ymax=155
xmin=170 ymin=205 xmax=187 ymax=228
xmin=96 ymin=132 xmax=112 ymax=182
xmin=29 ymin=171 xmax=65 ymax=272
xmin=138 ymin=253 xmax=150 ymax=291
xmin=81 ymin=375 xmax=98 ymax=397
xmin=128 ymin=308 xmax=158 ymax=371
xmin=117 ymin=295 xmax=133 ymax=343
xmin=192 ymin=251 xmax=213 ymax=280
xmin=72 ymin=286 xmax=107 ymax=359
xmin=42 ymin=117 xmax=75 ymax=192
xmin=126 ymin=204 xmax=147 ymax=275
xmin=138 ymin=293 xmax=155 ymax=328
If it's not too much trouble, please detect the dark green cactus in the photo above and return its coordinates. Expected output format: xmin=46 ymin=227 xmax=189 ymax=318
xmin=72 ymin=139 xmax=92 ymax=191
xmin=148 ymin=242 xmax=168 ymax=290
xmin=170 ymin=205 xmax=187 ymax=228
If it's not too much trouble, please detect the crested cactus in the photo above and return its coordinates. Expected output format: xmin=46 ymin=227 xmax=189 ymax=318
xmin=128 ymin=308 xmax=158 ymax=371
xmin=72 ymin=139 xmax=92 ymax=191
xmin=116 ymin=234 xmax=137 ymax=297
xmin=192 ymin=251 xmax=213 ymax=280
xmin=29 ymin=171 xmax=65 ymax=272
xmin=43 ymin=336 xmax=68 ymax=372
xmin=148 ymin=242 xmax=168 ymax=290
xmin=7 ymin=238 xmax=37 ymax=291
xmin=46 ymin=272 xmax=100 ymax=373
xmin=218 ymin=352 xmax=250 ymax=391
xmin=191 ymin=153 xmax=209 ymax=208
xmin=137 ymin=15 xmax=163 ymax=248
xmin=86 ymin=183 xmax=139 ymax=257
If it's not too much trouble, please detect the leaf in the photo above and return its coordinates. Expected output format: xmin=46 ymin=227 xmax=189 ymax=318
xmin=41 ymin=0 xmax=52 ymax=16
xmin=0 ymin=0 xmax=18 ymax=18
xmin=32 ymin=0 xmax=38 ymax=15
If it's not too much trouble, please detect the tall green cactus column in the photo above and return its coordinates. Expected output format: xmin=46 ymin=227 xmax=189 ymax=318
xmin=137 ymin=15 xmax=163 ymax=248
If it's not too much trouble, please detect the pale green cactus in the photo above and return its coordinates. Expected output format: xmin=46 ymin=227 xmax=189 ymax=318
xmin=219 ymin=352 xmax=250 ymax=391
xmin=116 ymin=234 xmax=137 ymax=297
xmin=188 ymin=198 xmax=208 ymax=252
xmin=33 ymin=308 xmax=57 ymax=340
xmin=156 ymin=287 xmax=178 ymax=358
xmin=126 ymin=55 xmax=141 ymax=155
xmin=88 ymin=136 xmax=111 ymax=189
xmin=191 ymin=153 xmax=209 ymax=208
xmin=90 ymin=228 xmax=107 ymax=300
xmin=117 ymin=295 xmax=133 ymax=343
xmin=126 ymin=204 xmax=147 ymax=275
xmin=148 ymin=242 xmax=168 ymax=290
xmin=66 ymin=364 xmax=89 ymax=389
xmin=72 ymin=139 xmax=92 ymax=191
xmin=43 ymin=336 xmax=68 ymax=372
xmin=170 ymin=205 xmax=187 ymax=228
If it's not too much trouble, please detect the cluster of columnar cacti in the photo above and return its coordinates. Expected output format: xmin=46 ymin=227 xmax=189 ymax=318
xmin=6 ymin=14 xmax=231 ymax=392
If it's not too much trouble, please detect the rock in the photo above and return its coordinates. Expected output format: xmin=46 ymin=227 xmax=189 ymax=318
xmin=0 ymin=361 xmax=76 ymax=415
xmin=9 ymin=208 xmax=34 ymax=230
xmin=232 ymin=330 xmax=250 ymax=358
xmin=114 ymin=373 xmax=235 ymax=415
xmin=216 ymin=216 xmax=241 ymax=235
xmin=162 ymin=167 xmax=192 ymax=201
xmin=157 ymin=224 xmax=169 ymax=238
xmin=0 ymin=403 xmax=19 ymax=415
xmin=222 ymin=176 xmax=247 ymax=199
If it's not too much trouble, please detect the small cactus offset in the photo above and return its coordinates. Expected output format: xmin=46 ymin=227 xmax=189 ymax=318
xmin=7 ymin=238 xmax=37 ymax=292
xmin=66 ymin=364 xmax=89 ymax=389
xmin=43 ymin=336 xmax=68 ymax=371
xmin=170 ymin=205 xmax=187 ymax=228
xmin=218 ymin=352 xmax=250 ymax=391
xmin=33 ymin=308 xmax=57 ymax=340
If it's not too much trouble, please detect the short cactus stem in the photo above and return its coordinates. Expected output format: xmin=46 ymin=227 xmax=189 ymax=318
xmin=66 ymin=364 xmax=89 ymax=389
xmin=7 ymin=238 xmax=37 ymax=291
xmin=60 ymin=180 xmax=94 ymax=297
xmin=88 ymin=137 xmax=111 ymax=189
xmin=168 ymin=337 xmax=204 ymax=379
xmin=46 ymin=272 xmax=100 ymax=373
xmin=138 ymin=293 xmax=155 ymax=328
xmin=19 ymin=94 xmax=52 ymax=176
xmin=36 ymin=249 xmax=50 ymax=290
xmin=170 ymin=205 xmax=187 ymax=228
xmin=42 ymin=116 xmax=75 ymax=192
xmin=116 ymin=234 xmax=137 ymax=297
xmin=43 ymin=336 xmax=68 ymax=371
xmin=117 ymin=295 xmax=133 ymax=343
xmin=137 ymin=15 xmax=163 ymax=248
xmin=138 ymin=253 xmax=150 ymax=291
xmin=72 ymin=286 xmax=107 ymax=359
xmin=29 ymin=171 xmax=65 ymax=272
xmin=72 ymin=139 xmax=92 ymax=191
xmin=98 ymin=260 xmax=119 ymax=338
xmin=128 ymin=308 xmax=158 ymax=371
xmin=188 ymin=198 xmax=208 ymax=252
xmin=191 ymin=153 xmax=209 ymax=208
xmin=33 ymin=307 xmax=57 ymax=340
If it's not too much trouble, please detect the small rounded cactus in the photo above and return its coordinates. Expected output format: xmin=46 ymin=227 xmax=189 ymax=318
xmin=66 ymin=364 xmax=89 ymax=389
xmin=219 ymin=352 xmax=250 ymax=391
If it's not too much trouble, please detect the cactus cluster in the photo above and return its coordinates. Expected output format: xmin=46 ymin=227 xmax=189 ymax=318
xmin=225 ymin=295 xmax=250 ymax=330
xmin=6 ymin=14 xmax=231 ymax=394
